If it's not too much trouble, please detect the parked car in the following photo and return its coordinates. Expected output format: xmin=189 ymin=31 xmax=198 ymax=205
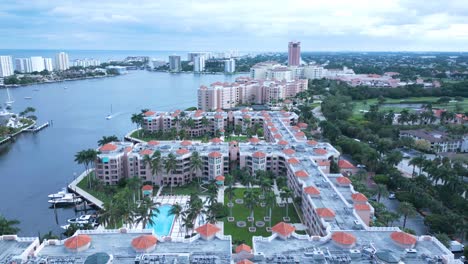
xmin=388 ymin=192 xmax=396 ymax=199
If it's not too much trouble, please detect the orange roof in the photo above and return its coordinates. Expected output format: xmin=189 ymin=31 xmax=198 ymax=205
xmin=176 ymin=148 xmax=189 ymax=155
xmin=307 ymin=140 xmax=318 ymax=145
xmin=214 ymin=114 xmax=223 ymax=119
xmin=144 ymin=111 xmax=155 ymax=116
xmin=180 ymin=140 xmax=192 ymax=146
xmin=99 ymin=143 xmax=117 ymax=152
xmin=332 ymin=232 xmax=356 ymax=245
xmin=271 ymin=222 xmax=295 ymax=236
xmin=243 ymin=114 xmax=251 ymax=119
xmin=337 ymin=176 xmax=351 ymax=185
xmin=316 ymin=208 xmax=336 ymax=218
xmin=298 ymin=122 xmax=308 ymax=129
xmin=351 ymin=193 xmax=368 ymax=202
xmin=287 ymin=157 xmax=300 ymax=164
xmin=249 ymin=138 xmax=260 ymax=144
xmin=314 ymin=149 xmax=327 ymax=155
xmin=208 ymin=151 xmax=222 ymax=158
xmin=235 ymin=243 xmax=252 ymax=253
xmin=210 ymin=138 xmax=222 ymax=144
xmin=131 ymin=235 xmax=157 ymax=250
xmin=304 ymin=186 xmax=320 ymax=195
xmin=278 ymin=140 xmax=288 ymax=146
xmin=124 ymin=146 xmax=133 ymax=153
xmin=237 ymin=260 xmax=254 ymax=264
xmin=141 ymin=185 xmax=153 ymax=191
xmin=140 ymin=149 xmax=153 ymax=156
xmin=215 ymin=175 xmax=225 ymax=181
xmin=295 ymin=132 xmax=305 ymax=138
xmin=196 ymin=223 xmax=220 ymax=237
xmin=270 ymin=127 xmax=278 ymax=133
xmin=64 ymin=235 xmax=91 ymax=249
xmin=252 ymin=151 xmax=266 ymax=158
xmin=295 ymin=170 xmax=308 ymax=178
xmin=274 ymin=134 xmax=282 ymax=139
xmin=338 ymin=160 xmax=356 ymax=169
xmin=354 ymin=204 xmax=371 ymax=211
xmin=267 ymin=122 xmax=274 ymax=127
xmin=283 ymin=148 xmax=295 ymax=155
xmin=390 ymin=232 xmax=417 ymax=245
xmin=241 ymin=108 xmax=249 ymax=113
xmin=317 ymin=160 xmax=330 ymax=166
xmin=148 ymin=140 xmax=160 ymax=146
xmin=216 ymin=108 xmax=223 ymax=112
xmin=230 ymin=140 xmax=238 ymax=145
xmin=291 ymin=126 xmax=300 ymax=131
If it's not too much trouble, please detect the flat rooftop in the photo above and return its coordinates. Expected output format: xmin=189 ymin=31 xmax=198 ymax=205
xmin=0 ymin=237 xmax=36 ymax=263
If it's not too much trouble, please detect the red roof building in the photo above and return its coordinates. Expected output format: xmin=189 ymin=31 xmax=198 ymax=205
xmin=295 ymin=170 xmax=308 ymax=178
xmin=351 ymin=193 xmax=368 ymax=203
xmin=176 ymin=148 xmax=190 ymax=155
xmin=252 ymin=151 xmax=266 ymax=158
xmin=316 ymin=208 xmax=336 ymax=219
xmin=99 ymin=143 xmax=117 ymax=152
xmin=180 ymin=140 xmax=192 ymax=146
xmin=208 ymin=151 xmax=222 ymax=158
xmin=271 ymin=222 xmax=295 ymax=239
xmin=64 ymin=235 xmax=92 ymax=252
xmin=314 ymin=149 xmax=327 ymax=155
xmin=332 ymin=232 xmax=357 ymax=248
xmin=336 ymin=176 xmax=351 ymax=186
xmin=283 ymin=149 xmax=295 ymax=155
xmin=148 ymin=140 xmax=160 ymax=146
xmin=131 ymin=235 xmax=157 ymax=253
xmin=235 ymin=243 xmax=252 ymax=253
xmin=390 ymin=232 xmax=417 ymax=248
xmin=304 ymin=186 xmax=320 ymax=196
xmin=196 ymin=223 xmax=220 ymax=240
xmin=287 ymin=158 xmax=300 ymax=165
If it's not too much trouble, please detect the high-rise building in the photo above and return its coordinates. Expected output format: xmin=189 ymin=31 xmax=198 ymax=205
xmin=224 ymin=59 xmax=236 ymax=73
xmin=30 ymin=56 xmax=45 ymax=72
xmin=43 ymin=58 xmax=53 ymax=71
xmin=187 ymin=52 xmax=211 ymax=62
xmin=169 ymin=55 xmax=181 ymax=72
xmin=15 ymin=58 xmax=32 ymax=73
xmin=55 ymin=52 xmax=70 ymax=71
xmin=288 ymin=41 xmax=301 ymax=66
xmin=0 ymin=56 xmax=14 ymax=77
xmin=193 ymin=56 xmax=205 ymax=72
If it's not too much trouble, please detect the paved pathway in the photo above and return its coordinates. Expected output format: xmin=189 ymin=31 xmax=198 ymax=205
xmin=68 ymin=169 xmax=104 ymax=209
xmin=380 ymin=197 xmax=428 ymax=235
xmin=312 ymin=106 xmax=326 ymax=121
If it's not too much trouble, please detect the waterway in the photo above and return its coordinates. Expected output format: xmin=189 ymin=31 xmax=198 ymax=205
xmin=0 ymin=70 xmax=243 ymax=237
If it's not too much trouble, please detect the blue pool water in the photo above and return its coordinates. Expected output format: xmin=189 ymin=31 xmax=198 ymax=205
xmin=146 ymin=204 xmax=175 ymax=236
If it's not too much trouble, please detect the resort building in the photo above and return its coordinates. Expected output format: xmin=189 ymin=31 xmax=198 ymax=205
xmin=14 ymin=58 xmax=33 ymax=73
xmin=30 ymin=56 xmax=45 ymax=72
xmin=288 ymin=41 xmax=301 ymax=66
xmin=0 ymin=56 xmax=14 ymax=77
xmin=43 ymin=58 xmax=54 ymax=72
xmin=224 ymin=58 xmax=235 ymax=73
xmin=399 ymin=129 xmax=465 ymax=153
xmin=55 ymin=52 xmax=70 ymax=71
xmin=169 ymin=55 xmax=181 ymax=72
xmin=193 ymin=55 xmax=206 ymax=72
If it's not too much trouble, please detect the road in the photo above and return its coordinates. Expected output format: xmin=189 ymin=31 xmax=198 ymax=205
xmin=380 ymin=197 xmax=428 ymax=235
xmin=312 ymin=106 xmax=326 ymax=121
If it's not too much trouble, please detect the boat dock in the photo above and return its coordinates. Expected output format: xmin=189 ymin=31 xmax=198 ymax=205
xmin=25 ymin=122 xmax=49 ymax=133
xmin=67 ymin=169 xmax=104 ymax=209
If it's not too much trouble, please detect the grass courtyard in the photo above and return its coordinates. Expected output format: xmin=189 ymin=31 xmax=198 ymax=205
xmin=160 ymin=181 xmax=203 ymax=195
xmin=222 ymin=188 xmax=301 ymax=247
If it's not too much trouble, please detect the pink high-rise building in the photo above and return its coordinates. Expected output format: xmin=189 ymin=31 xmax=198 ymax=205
xmin=288 ymin=41 xmax=301 ymax=66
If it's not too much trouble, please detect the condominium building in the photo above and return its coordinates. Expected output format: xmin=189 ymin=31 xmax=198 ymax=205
xmin=55 ymin=52 xmax=70 ymax=71
xmin=400 ymin=129 xmax=464 ymax=153
xmin=193 ymin=55 xmax=205 ymax=72
xmin=14 ymin=58 xmax=32 ymax=73
xmin=288 ymin=41 xmax=301 ymax=66
xmin=197 ymin=77 xmax=307 ymax=111
xmin=187 ymin=52 xmax=211 ymax=62
xmin=43 ymin=57 xmax=53 ymax=71
xmin=224 ymin=58 xmax=235 ymax=73
xmin=0 ymin=56 xmax=14 ymax=77
xmin=169 ymin=55 xmax=181 ymax=72
xmin=30 ymin=56 xmax=45 ymax=72
xmin=72 ymin=58 xmax=101 ymax=67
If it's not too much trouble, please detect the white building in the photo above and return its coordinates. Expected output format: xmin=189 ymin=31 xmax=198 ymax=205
xmin=194 ymin=55 xmax=205 ymax=72
xmin=14 ymin=58 xmax=32 ymax=73
xmin=0 ymin=56 xmax=14 ymax=77
xmin=188 ymin=52 xmax=211 ymax=62
xmin=169 ymin=55 xmax=181 ymax=72
xmin=303 ymin=65 xmax=327 ymax=79
xmin=72 ymin=58 xmax=101 ymax=67
xmin=30 ymin=56 xmax=45 ymax=72
xmin=224 ymin=58 xmax=235 ymax=73
xmin=55 ymin=52 xmax=70 ymax=71
xmin=43 ymin=57 xmax=54 ymax=71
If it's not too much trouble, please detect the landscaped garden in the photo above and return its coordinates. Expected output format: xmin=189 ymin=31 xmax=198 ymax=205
xmin=222 ymin=188 xmax=301 ymax=246
xmin=160 ymin=181 xmax=202 ymax=195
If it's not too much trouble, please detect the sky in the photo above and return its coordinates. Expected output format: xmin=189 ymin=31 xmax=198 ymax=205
xmin=1 ymin=0 xmax=468 ymax=51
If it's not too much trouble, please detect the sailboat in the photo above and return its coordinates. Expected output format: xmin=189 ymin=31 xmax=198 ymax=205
xmin=5 ymin=88 xmax=14 ymax=106
xmin=106 ymin=104 xmax=113 ymax=120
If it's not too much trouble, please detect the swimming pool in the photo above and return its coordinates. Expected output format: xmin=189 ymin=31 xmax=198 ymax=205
xmin=146 ymin=204 xmax=175 ymax=237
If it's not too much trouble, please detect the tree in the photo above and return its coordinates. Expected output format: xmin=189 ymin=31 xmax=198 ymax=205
xmin=131 ymin=113 xmax=144 ymax=136
xmin=75 ymin=149 xmax=98 ymax=189
xmin=127 ymin=176 xmax=143 ymax=203
xmin=397 ymin=202 xmax=417 ymax=228
xmin=280 ymin=187 xmax=292 ymax=219
xmin=168 ymin=203 xmax=183 ymax=234
xmin=0 ymin=215 xmax=20 ymax=235
xmin=150 ymin=150 xmax=162 ymax=183
xmin=97 ymin=135 xmax=119 ymax=146
xmin=190 ymin=151 xmax=203 ymax=184
xmin=134 ymin=197 xmax=159 ymax=228
xmin=409 ymin=156 xmax=426 ymax=176
xmin=375 ymin=184 xmax=388 ymax=202
xmin=164 ymin=153 xmax=177 ymax=194
xmin=244 ymin=189 xmax=258 ymax=228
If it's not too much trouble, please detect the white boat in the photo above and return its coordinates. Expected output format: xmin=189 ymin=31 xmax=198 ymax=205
xmin=5 ymin=88 xmax=14 ymax=106
xmin=48 ymin=193 xmax=82 ymax=206
xmin=48 ymin=188 xmax=67 ymax=199
xmin=67 ymin=214 xmax=95 ymax=224
xmin=105 ymin=104 xmax=113 ymax=120
xmin=24 ymin=96 xmax=32 ymax=100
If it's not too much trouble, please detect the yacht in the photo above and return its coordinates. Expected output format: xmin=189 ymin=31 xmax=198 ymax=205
xmin=48 ymin=188 xmax=67 ymax=199
xmin=24 ymin=96 xmax=32 ymax=100
xmin=67 ymin=214 xmax=96 ymax=224
xmin=48 ymin=193 xmax=82 ymax=206
xmin=105 ymin=104 xmax=113 ymax=120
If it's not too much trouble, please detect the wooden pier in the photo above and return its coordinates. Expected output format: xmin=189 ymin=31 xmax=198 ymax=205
xmin=67 ymin=169 xmax=104 ymax=209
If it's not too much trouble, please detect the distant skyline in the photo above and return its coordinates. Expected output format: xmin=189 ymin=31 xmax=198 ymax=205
xmin=1 ymin=0 xmax=468 ymax=52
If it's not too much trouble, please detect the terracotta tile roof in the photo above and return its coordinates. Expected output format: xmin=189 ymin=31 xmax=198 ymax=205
xmin=131 ymin=235 xmax=157 ymax=249
xmin=295 ymin=131 xmax=305 ymax=137
xmin=314 ymin=148 xmax=327 ymax=155
xmin=252 ymin=151 xmax=266 ymax=158
xmin=141 ymin=185 xmax=153 ymax=191
xmin=215 ymin=175 xmax=225 ymax=181
xmin=337 ymin=176 xmax=351 ymax=185
xmin=64 ymin=235 xmax=91 ymax=249
xmin=270 ymin=127 xmax=278 ymax=133
xmin=124 ymin=146 xmax=133 ymax=153
xmin=307 ymin=140 xmax=318 ymax=145
xmin=249 ymin=138 xmax=260 ymax=144
xmin=99 ymin=143 xmax=117 ymax=152
xmin=267 ymin=122 xmax=274 ymax=127
xmin=295 ymin=170 xmax=308 ymax=178
xmin=304 ymin=186 xmax=320 ymax=195
xmin=214 ymin=114 xmax=223 ymax=119
xmin=243 ymin=114 xmax=251 ymax=119
xmin=316 ymin=208 xmax=336 ymax=218
xmin=317 ymin=160 xmax=330 ymax=166
xmin=196 ymin=223 xmax=220 ymax=237
xmin=237 ymin=260 xmax=254 ymax=264
xmin=148 ymin=140 xmax=160 ymax=146
xmin=283 ymin=148 xmax=295 ymax=155
xmin=351 ymin=193 xmax=368 ymax=202
xmin=140 ymin=149 xmax=153 ymax=156
xmin=144 ymin=111 xmax=155 ymax=116
xmin=230 ymin=140 xmax=238 ymax=145
xmin=390 ymin=231 xmax=417 ymax=245
xmin=210 ymin=138 xmax=222 ymax=144
xmin=274 ymin=134 xmax=282 ymax=139
xmin=241 ymin=108 xmax=249 ymax=113
xmin=332 ymin=232 xmax=356 ymax=245
xmin=298 ymin=122 xmax=308 ymax=129
xmin=287 ymin=157 xmax=300 ymax=164
xmin=176 ymin=148 xmax=190 ymax=155
xmin=354 ymin=204 xmax=371 ymax=211
xmin=216 ymin=108 xmax=223 ymax=112
xmin=180 ymin=140 xmax=192 ymax=146
xmin=235 ymin=243 xmax=252 ymax=253
xmin=271 ymin=222 xmax=295 ymax=236
xmin=209 ymin=151 xmax=222 ymax=158
xmin=338 ymin=159 xmax=356 ymax=169
xmin=291 ymin=126 xmax=300 ymax=131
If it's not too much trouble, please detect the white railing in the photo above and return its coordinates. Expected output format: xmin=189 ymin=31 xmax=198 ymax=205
xmin=291 ymin=232 xmax=310 ymax=240
xmin=365 ymin=226 xmax=400 ymax=232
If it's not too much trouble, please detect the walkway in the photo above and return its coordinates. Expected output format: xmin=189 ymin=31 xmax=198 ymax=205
xmin=312 ymin=106 xmax=326 ymax=121
xmin=68 ymin=169 xmax=104 ymax=209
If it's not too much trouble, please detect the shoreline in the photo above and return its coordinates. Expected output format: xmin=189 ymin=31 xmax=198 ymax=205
xmin=0 ymin=74 xmax=119 ymax=88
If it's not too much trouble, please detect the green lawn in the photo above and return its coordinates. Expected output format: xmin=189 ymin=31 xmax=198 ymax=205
xmin=160 ymin=181 xmax=202 ymax=195
xmin=222 ymin=188 xmax=301 ymax=247
xmin=224 ymin=135 xmax=249 ymax=142
xmin=77 ymin=172 xmax=115 ymax=204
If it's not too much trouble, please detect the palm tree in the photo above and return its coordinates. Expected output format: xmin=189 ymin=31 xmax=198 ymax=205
xmin=168 ymin=203 xmax=183 ymax=234
xmin=75 ymin=149 xmax=98 ymax=189
xmin=100 ymin=201 xmax=120 ymax=229
xmin=134 ymin=197 xmax=159 ymax=228
xmin=97 ymin=135 xmax=119 ymax=146
xmin=131 ymin=113 xmax=144 ymax=136
xmin=280 ymin=187 xmax=292 ymax=219
xmin=150 ymin=150 xmax=162 ymax=183
xmin=127 ymin=176 xmax=142 ymax=203
xmin=164 ymin=153 xmax=177 ymax=194
xmin=225 ymin=186 xmax=235 ymax=217
xmin=375 ymin=184 xmax=388 ymax=202
xmin=259 ymin=177 xmax=272 ymax=197
xmin=409 ymin=156 xmax=426 ymax=177
xmin=190 ymin=151 xmax=203 ymax=184
xmin=244 ymin=188 xmax=258 ymax=227
xmin=0 ymin=215 xmax=20 ymax=235
xmin=181 ymin=212 xmax=194 ymax=237
xmin=397 ymin=202 xmax=417 ymax=228
xmin=264 ymin=190 xmax=276 ymax=228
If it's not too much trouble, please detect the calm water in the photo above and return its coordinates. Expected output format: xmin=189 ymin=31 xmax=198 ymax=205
xmin=0 ymin=70 xmax=243 ymax=236
xmin=146 ymin=204 xmax=175 ymax=237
